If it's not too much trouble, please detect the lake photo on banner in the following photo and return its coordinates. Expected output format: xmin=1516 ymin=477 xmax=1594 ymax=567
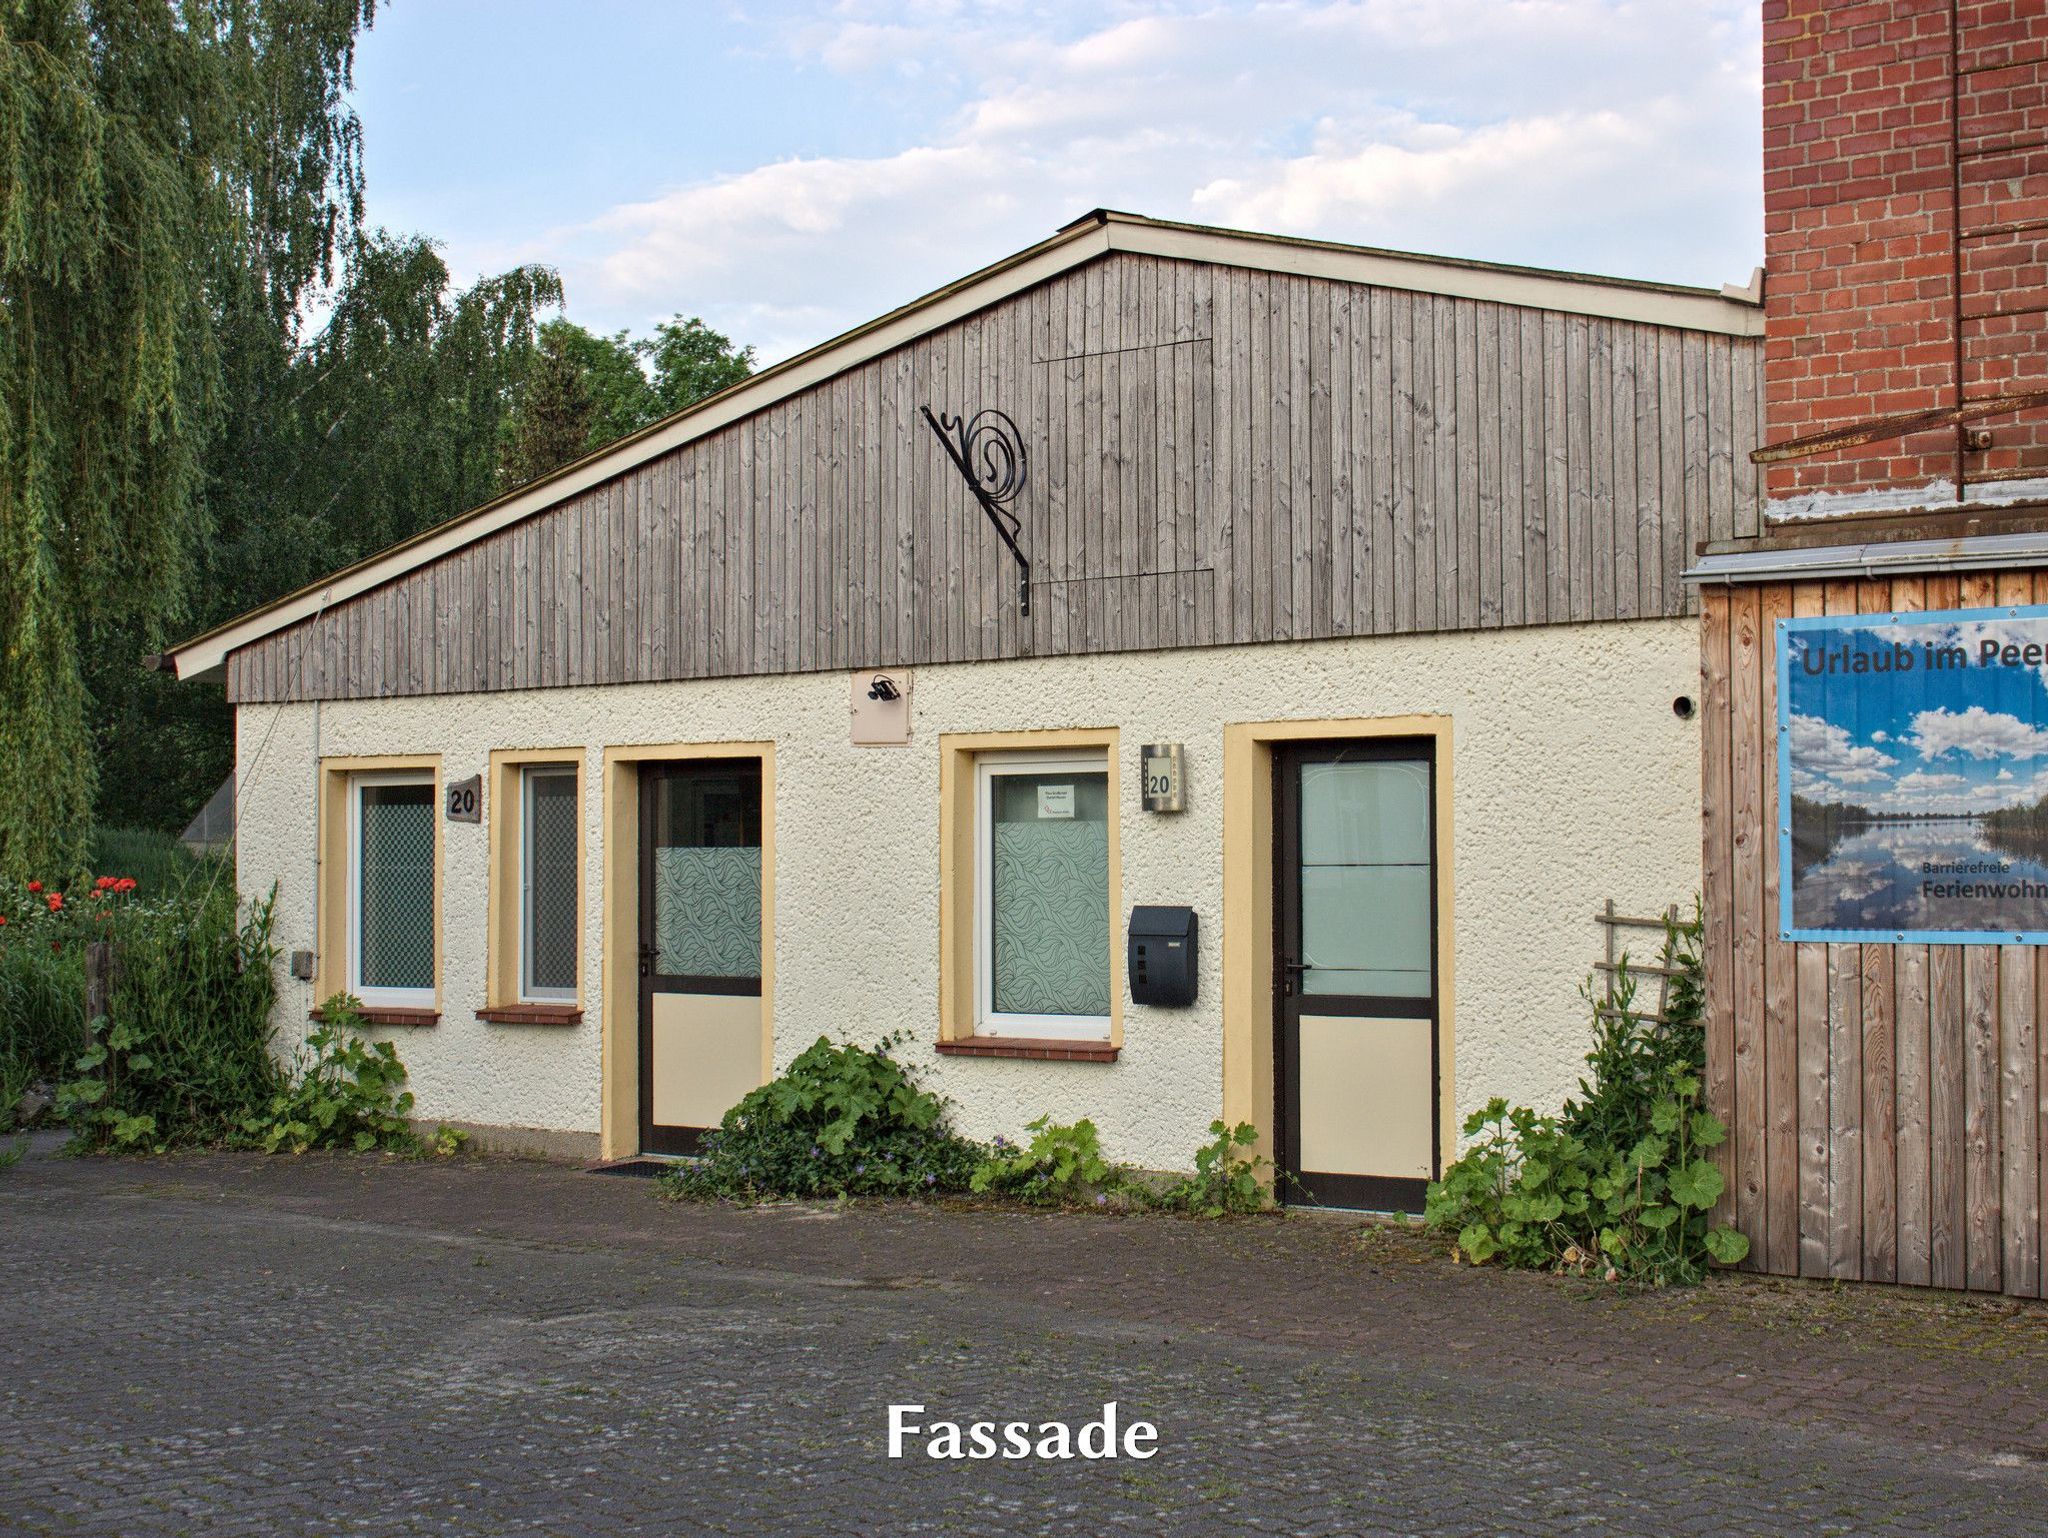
xmin=1782 ymin=605 xmax=2048 ymax=941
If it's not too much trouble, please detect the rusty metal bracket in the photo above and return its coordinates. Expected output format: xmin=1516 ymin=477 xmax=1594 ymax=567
xmin=1749 ymin=388 xmax=2048 ymax=465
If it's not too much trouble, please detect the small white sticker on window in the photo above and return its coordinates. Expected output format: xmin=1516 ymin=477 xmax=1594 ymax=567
xmin=1037 ymin=784 xmax=1075 ymax=819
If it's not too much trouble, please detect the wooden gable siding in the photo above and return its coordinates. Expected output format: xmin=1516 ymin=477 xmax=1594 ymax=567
xmin=1702 ymin=573 xmax=2048 ymax=1298
xmin=225 ymin=253 xmax=1765 ymax=704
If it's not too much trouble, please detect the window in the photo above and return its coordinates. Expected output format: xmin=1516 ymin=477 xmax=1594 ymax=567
xmin=974 ymin=752 xmax=1112 ymax=1039
xmin=348 ymin=771 xmax=436 ymax=1009
xmin=520 ymin=766 xmax=580 ymax=1001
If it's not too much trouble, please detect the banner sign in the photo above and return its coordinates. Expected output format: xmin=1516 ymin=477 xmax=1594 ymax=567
xmin=1781 ymin=604 xmax=2048 ymax=943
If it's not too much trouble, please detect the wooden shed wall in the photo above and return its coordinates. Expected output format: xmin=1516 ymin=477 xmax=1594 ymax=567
xmin=1703 ymin=572 xmax=2048 ymax=1297
xmin=228 ymin=252 xmax=1766 ymax=705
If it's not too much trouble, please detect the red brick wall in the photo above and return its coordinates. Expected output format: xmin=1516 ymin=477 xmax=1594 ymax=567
xmin=1763 ymin=0 xmax=2048 ymax=507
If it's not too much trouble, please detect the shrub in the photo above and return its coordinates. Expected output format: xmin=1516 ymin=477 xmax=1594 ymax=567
xmin=241 ymin=996 xmax=417 ymax=1154
xmin=87 ymin=826 xmax=204 ymax=897
xmin=47 ymin=877 xmax=282 ymax=1151
xmin=1157 ymin=1121 xmax=1274 ymax=1216
xmin=1423 ymin=907 xmax=1750 ymax=1286
xmin=663 ymin=1035 xmax=984 ymax=1201
xmin=970 ymin=1116 xmax=1125 ymax=1205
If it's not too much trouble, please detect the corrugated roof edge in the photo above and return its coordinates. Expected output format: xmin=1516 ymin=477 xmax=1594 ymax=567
xmin=1686 ymin=528 xmax=2048 ymax=586
xmin=169 ymin=209 xmax=1765 ymax=681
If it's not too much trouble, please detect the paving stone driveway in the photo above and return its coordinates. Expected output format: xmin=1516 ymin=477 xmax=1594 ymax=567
xmin=7 ymin=1143 xmax=2048 ymax=1536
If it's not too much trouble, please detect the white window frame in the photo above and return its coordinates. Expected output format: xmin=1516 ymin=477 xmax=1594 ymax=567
xmin=519 ymin=764 xmax=579 ymax=1003
xmin=347 ymin=769 xmax=437 ymax=1010
xmin=974 ymin=750 xmax=1113 ymax=1041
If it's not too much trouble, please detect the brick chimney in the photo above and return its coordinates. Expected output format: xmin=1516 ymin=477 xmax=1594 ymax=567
xmin=1762 ymin=0 xmax=2047 ymax=517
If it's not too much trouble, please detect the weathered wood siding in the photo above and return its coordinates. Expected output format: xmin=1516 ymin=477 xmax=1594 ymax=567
xmin=227 ymin=252 xmax=1765 ymax=704
xmin=1703 ymin=573 xmax=2048 ymax=1297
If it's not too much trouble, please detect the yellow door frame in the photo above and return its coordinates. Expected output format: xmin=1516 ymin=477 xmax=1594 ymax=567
xmin=1220 ymin=715 xmax=1456 ymax=1180
xmin=598 ymin=740 xmax=776 ymax=1160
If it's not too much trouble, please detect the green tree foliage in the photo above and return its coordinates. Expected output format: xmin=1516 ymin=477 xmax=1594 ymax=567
xmin=0 ymin=0 xmax=376 ymax=879
xmin=211 ymin=231 xmax=561 ymax=611
xmin=640 ymin=315 xmax=754 ymax=418
xmin=86 ymin=233 xmax=560 ymax=834
xmin=495 ymin=314 xmax=752 ymax=491
xmin=498 ymin=323 xmax=603 ymax=491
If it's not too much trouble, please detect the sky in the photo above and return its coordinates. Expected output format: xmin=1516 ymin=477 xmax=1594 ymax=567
xmin=1786 ymin=618 xmax=2048 ymax=818
xmin=343 ymin=0 xmax=1766 ymax=364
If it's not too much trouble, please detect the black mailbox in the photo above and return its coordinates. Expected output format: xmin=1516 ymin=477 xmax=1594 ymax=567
xmin=1128 ymin=906 xmax=1198 ymax=1007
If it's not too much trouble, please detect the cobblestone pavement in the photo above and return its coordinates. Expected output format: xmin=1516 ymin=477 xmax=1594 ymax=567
xmin=8 ymin=1145 xmax=2048 ymax=1535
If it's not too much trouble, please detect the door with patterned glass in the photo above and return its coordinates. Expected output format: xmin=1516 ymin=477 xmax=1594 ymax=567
xmin=1274 ymin=740 xmax=1439 ymax=1210
xmin=638 ymin=761 xmax=764 ymax=1155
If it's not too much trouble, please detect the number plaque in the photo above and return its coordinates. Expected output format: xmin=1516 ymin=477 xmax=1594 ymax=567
xmin=1139 ymin=743 xmax=1185 ymax=814
xmin=445 ymin=774 xmax=481 ymax=824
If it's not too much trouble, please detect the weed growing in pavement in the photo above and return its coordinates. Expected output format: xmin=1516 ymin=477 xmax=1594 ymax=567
xmin=1155 ymin=1121 xmax=1275 ymax=1216
xmin=239 ymin=995 xmax=417 ymax=1154
xmin=970 ymin=1115 xmax=1126 ymax=1206
xmin=1423 ymin=905 xmax=1749 ymax=1285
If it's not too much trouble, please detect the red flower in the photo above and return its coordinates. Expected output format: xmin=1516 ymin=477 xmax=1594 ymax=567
xmin=116 ymin=878 xmax=137 ymax=893
xmin=26 ymin=881 xmax=40 ymax=893
xmin=46 ymin=893 xmax=62 ymax=911
xmin=0 ymin=914 xmax=8 ymax=926
xmin=95 ymin=875 xmax=115 ymax=891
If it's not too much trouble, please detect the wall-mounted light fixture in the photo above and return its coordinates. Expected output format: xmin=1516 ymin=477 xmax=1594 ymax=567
xmin=851 ymin=669 xmax=912 ymax=746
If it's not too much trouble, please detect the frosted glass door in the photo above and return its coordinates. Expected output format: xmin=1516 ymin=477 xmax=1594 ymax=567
xmin=639 ymin=761 xmax=764 ymax=1156
xmin=1277 ymin=743 xmax=1439 ymax=1212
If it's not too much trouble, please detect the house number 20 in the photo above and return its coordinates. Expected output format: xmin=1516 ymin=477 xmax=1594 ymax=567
xmin=1139 ymin=745 xmax=1185 ymax=814
xmin=445 ymin=775 xmax=482 ymax=824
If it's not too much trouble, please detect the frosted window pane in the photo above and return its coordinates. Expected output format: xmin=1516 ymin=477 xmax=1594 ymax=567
xmin=1301 ymin=866 xmax=1432 ymax=996
xmin=1300 ymin=761 xmax=1430 ymax=865
xmin=655 ymin=847 xmax=762 ymax=979
xmin=990 ymin=771 xmax=1109 ymax=1017
xmin=359 ymin=783 xmax=434 ymax=991
xmin=525 ymin=772 xmax=578 ymax=993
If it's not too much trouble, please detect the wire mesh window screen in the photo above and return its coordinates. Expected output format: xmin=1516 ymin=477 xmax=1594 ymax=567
xmin=357 ymin=782 xmax=435 ymax=992
xmin=523 ymin=769 xmax=579 ymax=996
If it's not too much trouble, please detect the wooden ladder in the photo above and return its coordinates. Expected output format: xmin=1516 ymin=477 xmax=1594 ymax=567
xmin=1593 ymin=900 xmax=1682 ymax=1024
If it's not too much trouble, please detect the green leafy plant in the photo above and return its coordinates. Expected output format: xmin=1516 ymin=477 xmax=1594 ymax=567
xmin=663 ymin=1035 xmax=983 ymax=1201
xmin=240 ymin=995 xmax=416 ymax=1155
xmin=43 ymin=879 xmax=281 ymax=1152
xmin=424 ymin=1124 xmax=471 ymax=1158
xmin=1158 ymin=1121 xmax=1275 ymax=1216
xmin=970 ymin=1116 xmax=1126 ymax=1206
xmin=1423 ymin=906 xmax=1750 ymax=1285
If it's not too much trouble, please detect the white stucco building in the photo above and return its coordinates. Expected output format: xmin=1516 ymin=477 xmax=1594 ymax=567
xmin=168 ymin=211 xmax=1765 ymax=1205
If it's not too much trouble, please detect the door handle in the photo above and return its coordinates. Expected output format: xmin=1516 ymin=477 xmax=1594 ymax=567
xmin=638 ymin=942 xmax=657 ymax=980
xmin=1280 ymin=960 xmax=1309 ymax=997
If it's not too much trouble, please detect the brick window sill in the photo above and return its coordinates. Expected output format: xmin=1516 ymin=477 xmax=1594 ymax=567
xmin=935 ymin=1036 xmax=1119 ymax=1063
xmin=477 ymin=1004 xmax=584 ymax=1026
xmin=310 ymin=1006 xmax=439 ymax=1028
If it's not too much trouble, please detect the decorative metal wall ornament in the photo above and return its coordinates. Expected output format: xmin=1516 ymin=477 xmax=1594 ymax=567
xmin=921 ymin=406 xmax=1031 ymax=614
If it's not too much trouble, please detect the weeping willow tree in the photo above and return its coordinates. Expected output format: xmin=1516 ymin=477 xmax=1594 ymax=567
xmin=0 ymin=0 xmax=375 ymax=880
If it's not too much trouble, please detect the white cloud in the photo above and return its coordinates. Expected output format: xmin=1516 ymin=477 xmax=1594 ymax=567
xmin=1908 ymin=706 xmax=2048 ymax=763
xmin=1871 ymin=730 xmax=1889 ymax=743
xmin=1788 ymin=713 xmax=1898 ymax=783
xmin=1893 ymin=770 xmax=1969 ymax=794
xmin=503 ymin=1 xmax=1764 ymax=357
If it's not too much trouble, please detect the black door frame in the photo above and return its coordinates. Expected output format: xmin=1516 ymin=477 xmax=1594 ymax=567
xmin=637 ymin=759 xmax=764 ymax=1156
xmin=1272 ymin=737 xmax=1441 ymax=1211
